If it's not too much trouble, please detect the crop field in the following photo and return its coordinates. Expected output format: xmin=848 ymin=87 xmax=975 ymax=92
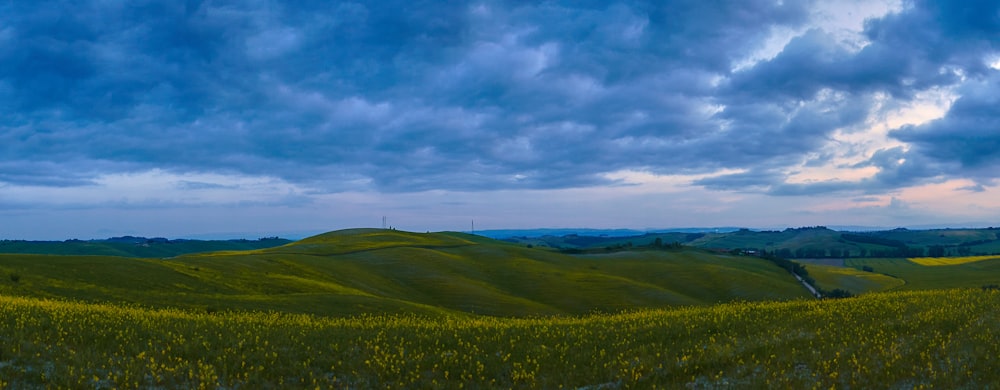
xmin=908 ymin=255 xmax=1000 ymax=266
xmin=846 ymin=257 xmax=1000 ymax=290
xmin=802 ymin=264 xmax=904 ymax=294
xmin=2 ymin=289 xmax=998 ymax=388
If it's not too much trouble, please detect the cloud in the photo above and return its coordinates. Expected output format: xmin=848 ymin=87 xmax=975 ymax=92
xmin=175 ymin=180 xmax=237 ymax=190
xmin=701 ymin=0 xmax=1000 ymax=196
xmin=958 ymin=184 xmax=987 ymax=193
xmin=0 ymin=0 xmax=810 ymax=193
xmin=889 ymin=74 xmax=1000 ymax=181
xmin=0 ymin=0 xmax=996 ymax=202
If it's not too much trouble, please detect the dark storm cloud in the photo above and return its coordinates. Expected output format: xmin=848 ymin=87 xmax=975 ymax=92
xmin=1 ymin=0 xmax=996 ymax=194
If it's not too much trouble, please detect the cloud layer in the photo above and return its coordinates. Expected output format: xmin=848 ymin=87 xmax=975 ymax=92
xmin=1 ymin=1 xmax=999 ymax=208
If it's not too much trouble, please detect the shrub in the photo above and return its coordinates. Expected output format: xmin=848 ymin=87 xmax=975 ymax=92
xmin=9 ymin=273 xmax=20 ymax=283
xmin=822 ymin=288 xmax=854 ymax=299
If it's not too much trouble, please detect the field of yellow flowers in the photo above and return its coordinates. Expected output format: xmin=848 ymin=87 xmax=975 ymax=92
xmin=2 ymin=288 xmax=998 ymax=388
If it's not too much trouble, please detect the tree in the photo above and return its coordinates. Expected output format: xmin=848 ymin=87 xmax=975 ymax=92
xmin=928 ymin=245 xmax=946 ymax=257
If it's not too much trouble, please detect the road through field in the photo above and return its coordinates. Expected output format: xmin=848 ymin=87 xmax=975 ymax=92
xmin=793 ymin=273 xmax=821 ymax=298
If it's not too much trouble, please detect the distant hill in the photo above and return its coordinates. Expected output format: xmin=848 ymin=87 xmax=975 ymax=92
xmin=0 ymin=236 xmax=292 ymax=257
xmin=0 ymin=229 xmax=811 ymax=317
xmin=476 ymin=227 xmax=741 ymax=239
xmin=501 ymin=226 xmax=1000 ymax=258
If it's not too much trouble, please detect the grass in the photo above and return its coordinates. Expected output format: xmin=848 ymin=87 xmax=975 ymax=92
xmin=803 ymin=264 xmax=904 ymax=294
xmin=908 ymin=255 xmax=1000 ymax=266
xmin=3 ymin=229 xmax=1000 ymax=387
xmin=272 ymin=228 xmax=477 ymax=256
xmin=577 ymin=251 xmax=811 ymax=304
xmin=0 ymin=230 xmax=811 ymax=317
xmin=846 ymin=257 xmax=1000 ymax=290
xmin=2 ymin=289 xmax=998 ymax=388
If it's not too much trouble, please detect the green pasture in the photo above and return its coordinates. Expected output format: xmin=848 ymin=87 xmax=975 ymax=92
xmin=0 ymin=230 xmax=811 ymax=317
xmin=846 ymin=257 xmax=1000 ymax=290
xmin=803 ymin=263 xmax=904 ymax=294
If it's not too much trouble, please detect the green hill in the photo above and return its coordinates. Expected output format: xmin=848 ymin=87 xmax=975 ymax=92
xmin=0 ymin=229 xmax=811 ymax=317
xmin=3 ymin=229 xmax=1000 ymax=387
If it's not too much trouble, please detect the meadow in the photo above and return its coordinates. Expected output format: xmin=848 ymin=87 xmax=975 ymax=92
xmin=2 ymin=289 xmax=998 ymax=388
xmin=3 ymin=228 xmax=1000 ymax=388
xmin=802 ymin=263 xmax=904 ymax=294
xmin=846 ymin=257 xmax=1000 ymax=290
xmin=0 ymin=230 xmax=811 ymax=317
xmin=908 ymin=255 xmax=1000 ymax=266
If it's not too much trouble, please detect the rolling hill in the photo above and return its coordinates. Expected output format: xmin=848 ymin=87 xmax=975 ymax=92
xmin=502 ymin=226 xmax=1000 ymax=258
xmin=0 ymin=229 xmax=812 ymax=317
xmin=4 ymin=229 xmax=1000 ymax=387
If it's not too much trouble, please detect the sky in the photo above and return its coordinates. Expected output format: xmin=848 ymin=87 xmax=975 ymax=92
xmin=2 ymin=0 xmax=1000 ymax=240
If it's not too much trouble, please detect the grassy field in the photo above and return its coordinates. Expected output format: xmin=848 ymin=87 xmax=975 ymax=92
xmin=908 ymin=255 xmax=1000 ymax=266
xmin=0 ymin=230 xmax=811 ymax=317
xmin=2 ymin=289 xmax=998 ymax=388
xmin=846 ymin=257 xmax=1000 ymax=290
xmin=803 ymin=264 xmax=905 ymax=294
xmin=3 ymin=229 xmax=1000 ymax=387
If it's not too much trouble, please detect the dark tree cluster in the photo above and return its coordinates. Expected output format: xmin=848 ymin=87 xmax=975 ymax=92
xmin=820 ymin=288 xmax=854 ymax=299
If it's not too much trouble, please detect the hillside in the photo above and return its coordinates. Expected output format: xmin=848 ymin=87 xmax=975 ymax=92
xmin=0 ymin=229 xmax=810 ymax=317
xmin=3 ymin=228 xmax=1000 ymax=387
xmin=503 ymin=226 xmax=1000 ymax=258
